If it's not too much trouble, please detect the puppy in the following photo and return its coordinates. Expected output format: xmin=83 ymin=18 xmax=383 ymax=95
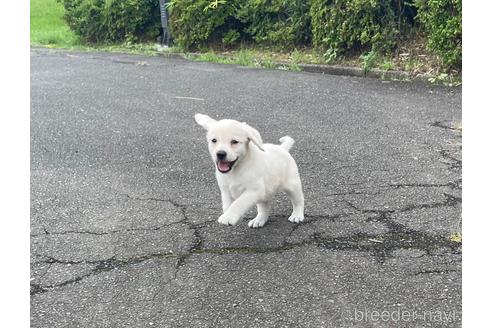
xmin=194 ymin=113 xmax=304 ymax=228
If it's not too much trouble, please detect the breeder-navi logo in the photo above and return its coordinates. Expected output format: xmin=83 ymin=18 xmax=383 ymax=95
xmin=353 ymin=307 xmax=459 ymax=323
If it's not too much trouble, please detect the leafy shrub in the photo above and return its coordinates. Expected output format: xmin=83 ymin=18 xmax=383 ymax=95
xmin=168 ymin=0 xmax=241 ymax=50
xmin=168 ymin=0 xmax=311 ymax=50
xmin=414 ymin=0 xmax=461 ymax=68
xmin=104 ymin=0 xmax=161 ymax=43
xmin=360 ymin=50 xmax=377 ymax=74
xmin=59 ymin=0 xmax=105 ymax=43
xmin=236 ymin=0 xmax=311 ymax=48
xmin=59 ymin=0 xmax=160 ymax=43
xmin=222 ymin=29 xmax=240 ymax=46
xmin=310 ymin=0 xmax=397 ymax=61
xmin=57 ymin=0 xmax=462 ymax=72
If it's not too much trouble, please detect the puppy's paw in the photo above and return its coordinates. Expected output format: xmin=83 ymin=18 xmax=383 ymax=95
xmin=218 ymin=214 xmax=240 ymax=226
xmin=288 ymin=214 xmax=304 ymax=224
xmin=248 ymin=216 xmax=268 ymax=228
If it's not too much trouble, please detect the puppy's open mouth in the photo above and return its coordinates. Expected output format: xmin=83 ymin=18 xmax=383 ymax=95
xmin=216 ymin=159 xmax=237 ymax=173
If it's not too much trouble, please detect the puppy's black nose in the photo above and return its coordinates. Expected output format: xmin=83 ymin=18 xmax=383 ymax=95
xmin=216 ymin=151 xmax=227 ymax=160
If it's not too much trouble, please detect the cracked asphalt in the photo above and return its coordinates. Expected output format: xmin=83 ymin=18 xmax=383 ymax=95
xmin=30 ymin=48 xmax=462 ymax=327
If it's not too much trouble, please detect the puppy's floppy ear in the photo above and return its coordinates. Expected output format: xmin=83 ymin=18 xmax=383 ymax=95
xmin=194 ymin=113 xmax=216 ymax=130
xmin=242 ymin=123 xmax=265 ymax=152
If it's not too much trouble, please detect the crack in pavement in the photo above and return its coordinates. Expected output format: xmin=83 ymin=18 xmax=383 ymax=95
xmin=31 ymin=182 xmax=460 ymax=239
xmin=31 ymin=209 xmax=461 ymax=296
xmin=31 ymin=186 xmax=462 ymax=296
xmin=31 ymin=252 xmax=181 ymax=296
xmin=30 ymin=220 xmax=186 ymax=238
xmin=399 ymin=192 xmax=461 ymax=212
xmin=438 ymin=149 xmax=462 ymax=172
xmin=413 ymin=268 xmax=459 ymax=276
xmin=313 ymin=211 xmax=461 ymax=263
xmin=324 ymin=178 xmax=462 ymax=200
xmin=32 ymin=223 xmax=461 ymax=296
xmin=342 ymin=191 xmax=460 ymax=214
xmin=31 ymin=193 xmax=201 ymax=238
xmin=387 ymin=181 xmax=461 ymax=190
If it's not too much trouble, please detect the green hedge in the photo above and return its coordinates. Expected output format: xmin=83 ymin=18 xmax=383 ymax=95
xmin=236 ymin=0 xmax=311 ymax=48
xmin=167 ymin=0 xmax=310 ymax=49
xmin=415 ymin=0 xmax=462 ymax=68
xmin=60 ymin=0 xmax=462 ymax=69
xmin=167 ymin=0 xmax=240 ymax=50
xmin=59 ymin=0 xmax=160 ymax=43
xmin=310 ymin=0 xmax=397 ymax=61
xmin=167 ymin=0 xmax=400 ymax=54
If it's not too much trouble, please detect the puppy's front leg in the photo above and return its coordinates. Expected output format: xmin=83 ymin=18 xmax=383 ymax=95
xmin=218 ymin=190 xmax=260 ymax=226
xmin=220 ymin=187 xmax=233 ymax=213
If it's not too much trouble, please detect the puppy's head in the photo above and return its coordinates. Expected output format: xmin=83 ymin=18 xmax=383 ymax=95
xmin=194 ymin=113 xmax=264 ymax=174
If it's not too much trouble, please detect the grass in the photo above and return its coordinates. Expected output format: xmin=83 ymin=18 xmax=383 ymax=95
xmin=30 ymin=0 xmax=158 ymax=55
xmin=187 ymin=49 xmax=304 ymax=72
xmin=30 ymin=0 xmax=78 ymax=47
xmin=189 ymin=41 xmax=460 ymax=84
xmin=360 ymin=51 xmax=377 ymax=74
xmin=189 ymin=46 xmax=410 ymax=75
xmin=30 ymin=0 xmax=161 ymax=57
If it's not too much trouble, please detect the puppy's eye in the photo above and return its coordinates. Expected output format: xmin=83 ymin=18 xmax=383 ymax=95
xmin=211 ymin=138 xmax=217 ymax=143
xmin=231 ymin=140 xmax=239 ymax=145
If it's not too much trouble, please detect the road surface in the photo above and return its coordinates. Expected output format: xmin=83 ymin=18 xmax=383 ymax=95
xmin=31 ymin=48 xmax=462 ymax=327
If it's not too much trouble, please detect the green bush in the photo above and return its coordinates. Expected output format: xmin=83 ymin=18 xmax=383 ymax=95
xmin=168 ymin=0 xmax=311 ymax=50
xmin=415 ymin=0 xmax=461 ymax=68
xmin=236 ymin=0 xmax=311 ymax=48
xmin=310 ymin=0 xmax=397 ymax=61
xmin=222 ymin=29 xmax=240 ymax=46
xmin=168 ymin=0 xmax=241 ymax=50
xmin=59 ymin=0 xmax=160 ymax=43
xmin=57 ymin=0 xmax=461 ymax=72
xmin=59 ymin=0 xmax=104 ymax=43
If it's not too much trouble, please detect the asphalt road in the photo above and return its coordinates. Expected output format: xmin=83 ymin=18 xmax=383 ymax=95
xmin=30 ymin=48 xmax=462 ymax=327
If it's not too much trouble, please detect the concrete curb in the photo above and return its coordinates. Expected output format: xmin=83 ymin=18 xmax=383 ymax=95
xmin=156 ymin=51 xmax=426 ymax=82
xmin=31 ymin=46 xmax=429 ymax=83
xmin=298 ymin=63 xmax=412 ymax=81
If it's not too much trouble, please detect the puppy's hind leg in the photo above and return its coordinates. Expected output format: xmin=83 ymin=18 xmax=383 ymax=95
xmin=248 ymin=202 xmax=270 ymax=228
xmin=285 ymin=179 xmax=304 ymax=224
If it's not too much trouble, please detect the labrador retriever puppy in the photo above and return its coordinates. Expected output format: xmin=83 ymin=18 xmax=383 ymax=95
xmin=194 ymin=113 xmax=304 ymax=228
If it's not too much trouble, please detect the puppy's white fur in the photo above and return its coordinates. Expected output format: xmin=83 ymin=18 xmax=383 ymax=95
xmin=195 ymin=113 xmax=304 ymax=228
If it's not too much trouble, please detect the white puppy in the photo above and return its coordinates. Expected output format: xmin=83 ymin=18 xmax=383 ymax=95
xmin=195 ymin=113 xmax=304 ymax=228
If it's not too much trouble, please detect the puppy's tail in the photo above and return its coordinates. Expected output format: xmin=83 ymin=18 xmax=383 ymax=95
xmin=279 ymin=136 xmax=295 ymax=152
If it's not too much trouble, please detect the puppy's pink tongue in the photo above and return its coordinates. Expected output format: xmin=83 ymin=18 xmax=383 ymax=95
xmin=218 ymin=161 xmax=229 ymax=171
